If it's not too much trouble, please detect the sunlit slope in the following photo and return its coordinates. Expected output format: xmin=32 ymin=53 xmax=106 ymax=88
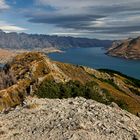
xmin=0 ymin=52 xmax=139 ymax=115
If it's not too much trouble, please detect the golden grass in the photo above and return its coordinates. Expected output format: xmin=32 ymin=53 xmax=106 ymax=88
xmin=94 ymin=77 xmax=140 ymax=114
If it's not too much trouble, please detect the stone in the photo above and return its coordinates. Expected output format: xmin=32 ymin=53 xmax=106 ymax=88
xmin=0 ymin=97 xmax=139 ymax=140
xmin=137 ymin=112 xmax=140 ymax=118
xmin=110 ymin=102 xmax=121 ymax=109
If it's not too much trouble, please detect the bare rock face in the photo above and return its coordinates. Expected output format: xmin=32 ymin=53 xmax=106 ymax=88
xmin=0 ymin=97 xmax=140 ymax=140
xmin=107 ymin=37 xmax=140 ymax=60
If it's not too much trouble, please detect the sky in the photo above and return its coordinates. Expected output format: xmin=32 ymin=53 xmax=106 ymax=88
xmin=0 ymin=0 xmax=140 ymax=39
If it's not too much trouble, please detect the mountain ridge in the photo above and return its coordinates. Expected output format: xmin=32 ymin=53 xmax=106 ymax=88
xmin=0 ymin=52 xmax=140 ymax=115
xmin=0 ymin=30 xmax=112 ymax=50
xmin=107 ymin=37 xmax=140 ymax=60
xmin=0 ymin=51 xmax=140 ymax=139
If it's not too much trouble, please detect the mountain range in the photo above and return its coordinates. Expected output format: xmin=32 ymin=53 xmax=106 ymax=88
xmin=1 ymin=29 xmax=140 ymax=60
xmin=0 ymin=30 xmax=112 ymax=50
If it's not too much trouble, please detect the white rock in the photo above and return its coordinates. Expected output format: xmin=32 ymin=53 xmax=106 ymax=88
xmin=0 ymin=97 xmax=139 ymax=140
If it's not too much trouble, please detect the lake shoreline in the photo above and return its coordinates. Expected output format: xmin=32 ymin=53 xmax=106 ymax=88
xmin=0 ymin=47 xmax=64 ymax=64
xmin=0 ymin=47 xmax=139 ymax=79
xmin=48 ymin=47 xmax=140 ymax=79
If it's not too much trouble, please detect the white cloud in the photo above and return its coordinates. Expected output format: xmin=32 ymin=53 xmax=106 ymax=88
xmin=0 ymin=0 xmax=10 ymax=10
xmin=51 ymin=32 xmax=81 ymax=36
xmin=0 ymin=25 xmax=27 ymax=32
xmin=0 ymin=21 xmax=27 ymax=32
xmin=89 ymin=20 xmax=106 ymax=28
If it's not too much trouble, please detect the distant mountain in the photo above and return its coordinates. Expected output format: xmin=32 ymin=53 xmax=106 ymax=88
xmin=107 ymin=37 xmax=140 ymax=60
xmin=0 ymin=30 xmax=112 ymax=50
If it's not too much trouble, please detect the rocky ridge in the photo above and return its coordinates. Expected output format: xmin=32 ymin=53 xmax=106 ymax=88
xmin=0 ymin=97 xmax=140 ymax=140
xmin=107 ymin=37 xmax=140 ymax=59
xmin=0 ymin=52 xmax=140 ymax=115
xmin=0 ymin=52 xmax=72 ymax=110
xmin=0 ymin=30 xmax=112 ymax=50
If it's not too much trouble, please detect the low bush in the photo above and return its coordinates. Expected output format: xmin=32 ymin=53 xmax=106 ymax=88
xmin=36 ymin=80 xmax=128 ymax=111
xmin=98 ymin=69 xmax=140 ymax=88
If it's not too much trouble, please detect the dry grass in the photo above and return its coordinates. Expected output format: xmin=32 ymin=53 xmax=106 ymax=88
xmin=0 ymin=49 xmax=16 ymax=64
xmin=0 ymin=52 xmax=140 ymax=115
xmin=55 ymin=61 xmax=93 ymax=84
xmin=94 ymin=77 xmax=140 ymax=114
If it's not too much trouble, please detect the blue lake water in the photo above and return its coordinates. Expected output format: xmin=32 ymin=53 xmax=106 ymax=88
xmin=0 ymin=64 xmax=4 ymax=68
xmin=48 ymin=47 xmax=140 ymax=79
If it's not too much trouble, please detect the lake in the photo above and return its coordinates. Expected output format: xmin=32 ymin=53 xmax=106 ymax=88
xmin=48 ymin=47 xmax=140 ymax=79
xmin=0 ymin=64 xmax=4 ymax=69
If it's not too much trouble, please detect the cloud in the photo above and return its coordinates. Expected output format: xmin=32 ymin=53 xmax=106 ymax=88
xmin=35 ymin=0 xmax=140 ymax=14
xmin=36 ymin=0 xmax=140 ymax=8
xmin=28 ymin=14 xmax=105 ymax=27
xmin=0 ymin=0 xmax=10 ymax=11
xmin=0 ymin=21 xmax=27 ymax=32
xmin=51 ymin=32 xmax=81 ymax=36
xmin=0 ymin=25 xmax=27 ymax=32
xmin=21 ymin=0 xmax=140 ymax=39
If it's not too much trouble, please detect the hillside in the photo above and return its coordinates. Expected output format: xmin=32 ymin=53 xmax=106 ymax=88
xmin=0 ymin=97 xmax=140 ymax=140
xmin=0 ymin=30 xmax=112 ymax=50
xmin=107 ymin=37 xmax=140 ymax=59
xmin=0 ymin=52 xmax=140 ymax=116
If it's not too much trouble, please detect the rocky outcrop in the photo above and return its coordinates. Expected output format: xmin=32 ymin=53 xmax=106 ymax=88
xmin=0 ymin=97 xmax=140 ymax=140
xmin=107 ymin=37 xmax=140 ymax=59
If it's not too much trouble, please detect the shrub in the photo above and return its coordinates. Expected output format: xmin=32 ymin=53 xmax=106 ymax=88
xmin=0 ymin=69 xmax=17 ymax=90
xmin=98 ymin=69 xmax=140 ymax=88
xmin=115 ymin=100 xmax=128 ymax=111
xmin=36 ymin=80 xmax=130 ymax=111
xmin=129 ymin=88 xmax=140 ymax=96
xmin=36 ymin=80 xmax=114 ymax=105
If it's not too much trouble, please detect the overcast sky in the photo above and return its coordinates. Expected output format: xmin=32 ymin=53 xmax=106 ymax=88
xmin=0 ymin=0 xmax=140 ymax=39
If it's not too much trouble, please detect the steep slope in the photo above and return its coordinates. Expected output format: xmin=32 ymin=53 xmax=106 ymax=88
xmin=0 ymin=97 xmax=140 ymax=140
xmin=0 ymin=52 xmax=140 ymax=115
xmin=107 ymin=37 xmax=140 ymax=59
xmin=0 ymin=30 xmax=112 ymax=50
